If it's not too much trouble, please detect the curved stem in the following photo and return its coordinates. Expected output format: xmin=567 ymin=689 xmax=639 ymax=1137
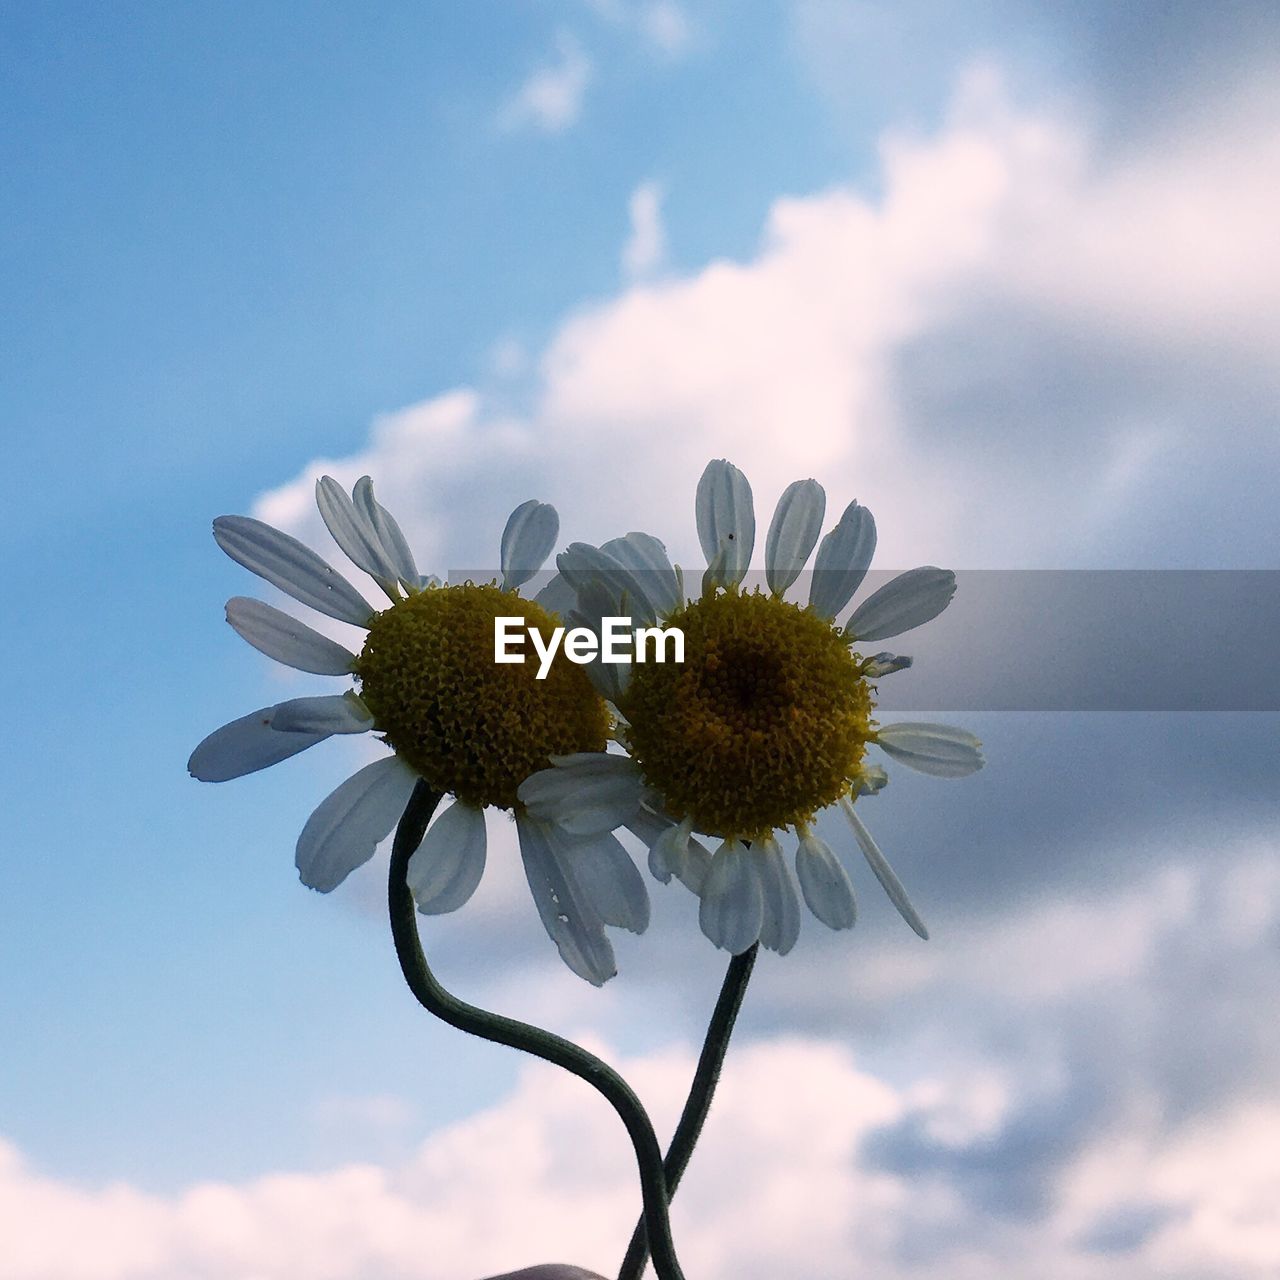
xmin=388 ymin=782 xmax=686 ymax=1280
xmin=617 ymin=944 xmax=758 ymax=1280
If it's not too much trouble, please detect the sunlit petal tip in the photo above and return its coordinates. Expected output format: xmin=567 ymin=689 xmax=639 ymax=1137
xmin=765 ymin=477 xmax=827 ymax=595
xmin=501 ymin=499 xmax=560 ymax=591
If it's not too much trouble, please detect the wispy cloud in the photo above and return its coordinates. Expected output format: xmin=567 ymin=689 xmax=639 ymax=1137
xmin=637 ymin=1 xmax=692 ymax=56
xmin=621 ymin=180 xmax=667 ymax=279
xmin=498 ymin=32 xmax=593 ymax=134
xmin=586 ymin=0 xmax=694 ymax=56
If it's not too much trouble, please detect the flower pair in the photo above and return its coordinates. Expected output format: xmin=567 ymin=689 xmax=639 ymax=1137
xmin=191 ymin=462 xmax=982 ymax=984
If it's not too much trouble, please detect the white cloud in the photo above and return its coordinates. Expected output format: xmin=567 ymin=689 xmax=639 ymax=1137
xmin=499 ymin=33 xmax=593 ymax=134
xmin=258 ymin=65 xmax=1280 ymax=582
xmin=620 ymin=181 xmax=667 ymax=279
xmin=6 ymin=1014 xmax=1280 ymax=1278
xmin=585 ymin=0 xmax=693 ymax=57
xmin=637 ymin=2 xmax=692 ymax=56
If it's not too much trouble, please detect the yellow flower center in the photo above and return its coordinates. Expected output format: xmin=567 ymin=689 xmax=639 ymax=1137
xmin=355 ymin=583 xmax=609 ymax=809
xmin=620 ymin=590 xmax=874 ymax=840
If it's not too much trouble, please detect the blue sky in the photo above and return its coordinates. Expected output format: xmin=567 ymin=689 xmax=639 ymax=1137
xmin=3 ymin=4 xmax=1279 ymax=1278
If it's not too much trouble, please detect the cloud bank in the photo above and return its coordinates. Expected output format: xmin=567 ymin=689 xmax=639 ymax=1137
xmin=260 ymin=66 xmax=1280 ymax=579
xmin=6 ymin=844 xmax=1280 ymax=1278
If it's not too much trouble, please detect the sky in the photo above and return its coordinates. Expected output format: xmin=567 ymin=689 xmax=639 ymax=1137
xmin=2 ymin=2 xmax=1279 ymax=1277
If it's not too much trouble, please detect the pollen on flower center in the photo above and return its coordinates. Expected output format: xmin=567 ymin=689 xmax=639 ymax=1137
xmin=355 ymin=583 xmax=609 ymax=809
xmin=620 ymin=590 xmax=874 ymax=840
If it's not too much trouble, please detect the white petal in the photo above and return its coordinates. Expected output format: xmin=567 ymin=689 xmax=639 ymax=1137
xmin=874 ymin=722 xmax=985 ymax=778
xmin=270 ymin=693 xmax=374 ymax=735
xmin=501 ymin=499 xmax=560 ymax=591
xmin=557 ymin=829 xmax=650 ymax=933
xmin=860 ymin=652 xmax=913 ymax=679
xmin=295 ymin=756 xmax=419 ymax=893
xmin=213 ymin=515 xmax=374 ymax=626
xmin=695 ymin=459 xmax=755 ymax=588
xmin=856 ymin=763 xmax=890 ymax=796
xmin=624 ymin=803 xmax=668 ymax=846
xmin=575 ymin=646 xmax=630 ymax=703
xmin=599 ymin=532 xmax=681 ymax=616
xmin=698 ymin=839 xmax=764 ymax=954
xmin=681 ymin=834 xmax=713 ymax=894
xmin=314 ymin=476 xmax=398 ymax=587
xmin=225 ymin=597 xmax=357 ymax=675
xmin=518 ymin=753 xmax=645 ymax=835
xmin=846 ymin=566 xmax=955 ymax=642
xmin=701 ymin=542 xmax=729 ymax=597
xmin=626 ymin=809 xmax=712 ymax=895
xmin=647 ymin=816 xmax=689 ymax=884
xmin=755 ymin=836 xmax=801 ymax=955
xmin=808 ymin=500 xmax=877 ymax=619
xmin=840 ymin=797 xmax=929 ymax=939
xmin=533 ymin=572 xmax=577 ymax=618
xmin=352 ymin=476 xmax=419 ymax=587
xmin=565 ymin=581 xmax=635 ymax=702
xmin=795 ymin=832 xmax=857 ymax=930
xmin=188 ymin=706 xmax=330 ymax=782
xmin=407 ymin=799 xmax=487 ymax=915
xmin=516 ymin=814 xmax=617 ymax=985
xmin=765 ymin=478 xmax=826 ymax=595
xmin=557 ymin=542 xmax=658 ymax=626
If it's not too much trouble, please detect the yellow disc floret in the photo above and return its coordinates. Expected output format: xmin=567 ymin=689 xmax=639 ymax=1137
xmin=620 ymin=590 xmax=874 ymax=840
xmin=355 ymin=583 xmax=609 ymax=810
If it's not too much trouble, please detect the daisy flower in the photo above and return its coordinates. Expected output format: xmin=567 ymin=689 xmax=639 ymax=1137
xmin=517 ymin=459 xmax=984 ymax=956
xmin=189 ymin=476 xmax=649 ymax=985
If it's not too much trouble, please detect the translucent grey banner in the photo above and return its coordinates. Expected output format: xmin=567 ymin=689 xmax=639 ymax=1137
xmin=448 ymin=569 xmax=1280 ymax=711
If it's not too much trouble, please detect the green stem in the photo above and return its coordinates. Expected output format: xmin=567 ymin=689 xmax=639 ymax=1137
xmin=617 ymin=944 xmax=758 ymax=1280
xmin=388 ymin=781 xmax=686 ymax=1280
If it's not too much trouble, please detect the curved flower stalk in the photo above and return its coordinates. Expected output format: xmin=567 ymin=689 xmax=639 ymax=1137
xmin=519 ymin=459 xmax=985 ymax=956
xmin=189 ymin=475 xmax=649 ymax=984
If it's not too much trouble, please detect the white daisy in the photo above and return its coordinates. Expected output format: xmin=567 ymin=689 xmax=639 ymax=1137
xmin=189 ymin=475 xmax=649 ymax=985
xmin=517 ymin=459 xmax=984 ymax=956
